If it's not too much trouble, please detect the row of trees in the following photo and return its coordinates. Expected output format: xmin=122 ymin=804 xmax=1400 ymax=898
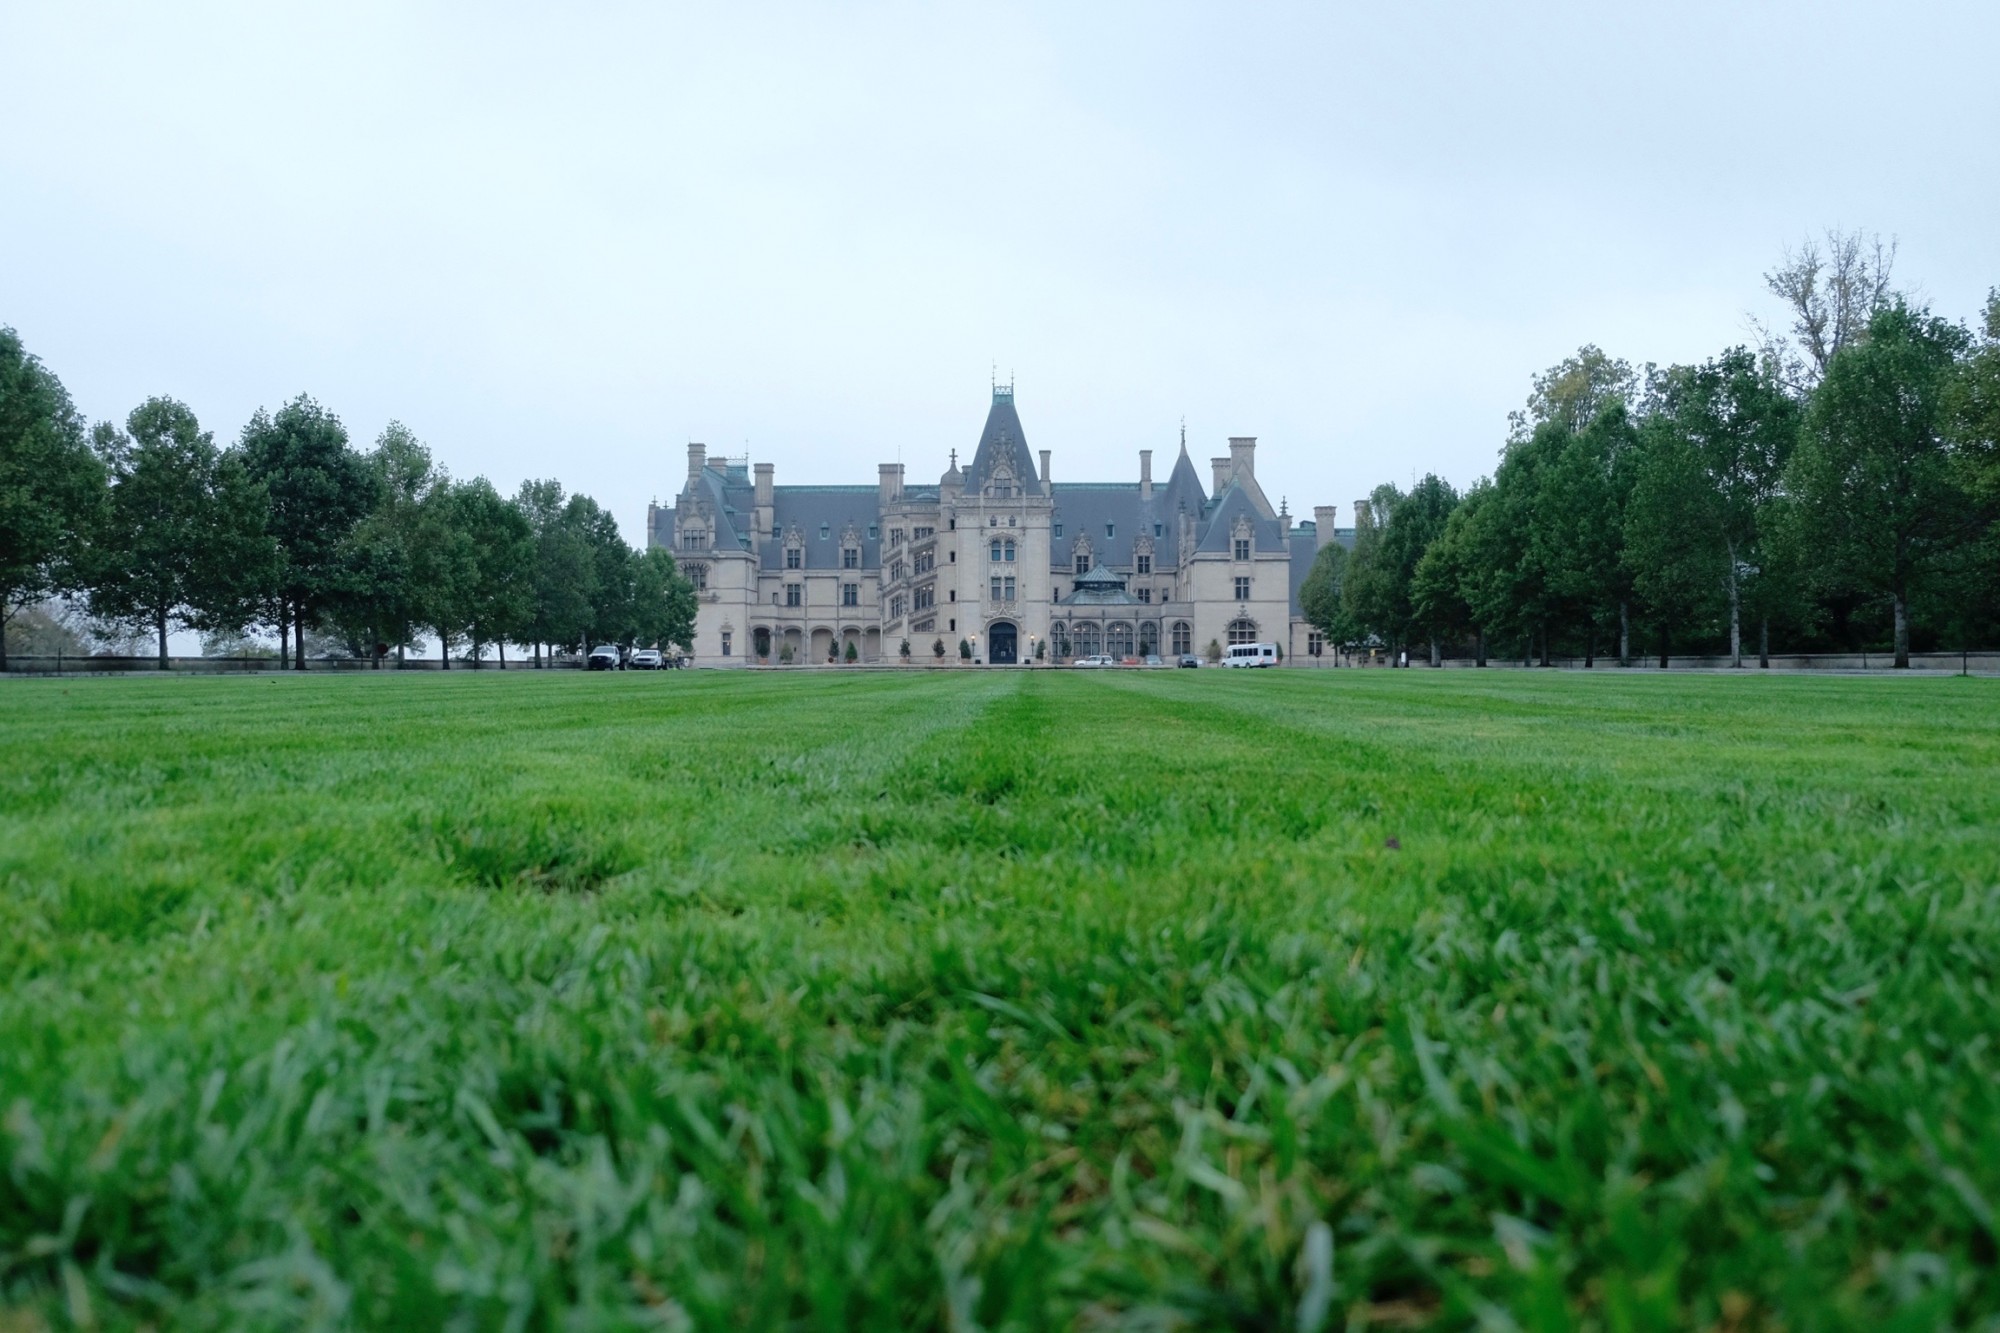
xmin=0 ymin=338 xmax=696 ymax=668
xmin=1304 ymin=240 xmax=1999 ymax=669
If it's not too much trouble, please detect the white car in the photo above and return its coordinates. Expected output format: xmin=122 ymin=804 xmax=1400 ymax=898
xmin=1071 ymin=654 xmax=1117 ymax=669
xmin=628 ymin=649 xmax=665 ymax=670
xmin=586 ymin=645 xmax=622 ymax=671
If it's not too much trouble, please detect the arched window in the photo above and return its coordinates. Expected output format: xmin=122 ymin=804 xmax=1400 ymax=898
xmin=990 ymin=539 xmax=1003 ymax=562
xmin=1004 ymin=540 xmax=1016 ymax=562
xmin=1228 ymin=619 xmax=1258 ymax=645
xmin=1171 ymin=621 xmax=1192 ymax=655
xmin=1107 ymin=622 xmax=1133 ymax=657
xmin=1074 ymin=623 xmax=1101 ymax=657
xmin=685 ymin=563 xmax=708 ymax=591
xmin=1138 ymin=621 xmax=1159 ymax=656
xmin=1050 ymin=622 xmax=1071 ymax=659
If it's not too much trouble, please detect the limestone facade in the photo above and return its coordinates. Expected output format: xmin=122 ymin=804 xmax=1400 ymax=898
xmin=647 ymin=387 xmax=1355 ymax=666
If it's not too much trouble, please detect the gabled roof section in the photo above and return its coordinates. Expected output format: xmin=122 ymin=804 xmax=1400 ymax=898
xmin=966 ymin=385 xmax=1039 ymax=490
xmin=1195 ymin=482 xmax=1288 ymax=555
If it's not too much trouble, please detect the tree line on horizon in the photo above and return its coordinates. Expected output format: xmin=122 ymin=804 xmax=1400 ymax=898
xmin=0 ymin=356 xmax=697 ymax=669
xmin=1302 ymin=235 xmax=2000 ymax=668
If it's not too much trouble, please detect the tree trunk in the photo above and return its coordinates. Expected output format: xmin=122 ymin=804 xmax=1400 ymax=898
xmin=1726 ymin=545 xmax=1743 ymax=668
xmin=499 ymin=641 xmax=507 ymax=669
xmin=1429 ymin=637 xmax=1439 ymax=667
xmin=278 ymin=612 xmax=288 ymax=668
xmin=1618 ymin=600 xmax=1630 ymax=667
xmin=157 ymin=606 xmax=170 ymax=670
xmin=534 ymin=641 xmax=542 ymax=669
xmin=1538 ymin=624 xmax=1551 ymax=669
xmin=1475 ymin=628 xmax=1486 ymax=667
xmin=441 ymin=632 xmax=450 ymax=670
xmin=1893 ymin=588 xmax=1910 ymax=668
xmin=1759 ymin=617 xmax=1770 ymax=670
xmin=1659 ymin=621 xmax=1670 ymax=670
xmin=295 ymin=603 xmax=307 ymax=671
xmin=1584 ymin=627 xmax=1595 ymax=670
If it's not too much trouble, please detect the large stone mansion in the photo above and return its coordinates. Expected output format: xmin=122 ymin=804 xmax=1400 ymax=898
xmin=647 ymin=386 xmax=1354 ymax=666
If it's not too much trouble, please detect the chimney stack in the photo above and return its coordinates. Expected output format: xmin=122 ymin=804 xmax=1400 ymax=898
xmin=1139 ymin=449 xmax=1153 ymax=504
xmin=1038 ymin=449 xmax=1051 ymax=493
xmin=687 ymin=442 xmax=706 ymax=486
xmin=1314 ymin=505 xmax=1339 ymax=550
xmin=1228 ymin=436 xmax=1257 ymax=483
xmin=878 ymin=463 xmax=902 ymax=506
xmin=754 ymin=462 xmax=773 ymax=506
xmin=1211 ymin=456 xmax=1232 ymax=494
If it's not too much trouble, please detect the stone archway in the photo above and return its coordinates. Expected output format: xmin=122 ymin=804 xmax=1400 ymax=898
xmin=810 ymin=627 xmax=834 ymax=662
xmin=989 ymin=621 xmax=1018 ymax=665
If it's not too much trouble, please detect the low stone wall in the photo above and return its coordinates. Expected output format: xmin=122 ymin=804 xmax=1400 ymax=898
xmin=2 ymin=655 xmax=581 ymax=675
xmin=1332 ymin=650 xmax=2000 ymax=674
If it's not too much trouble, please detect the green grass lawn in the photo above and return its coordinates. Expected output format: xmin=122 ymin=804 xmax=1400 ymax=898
xmin=3 ymin=669 xmax=1998 ymax=1331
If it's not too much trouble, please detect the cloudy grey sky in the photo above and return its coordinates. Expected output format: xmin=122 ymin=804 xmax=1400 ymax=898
xmin=5 ymin=1 xmax=1996 ymax=544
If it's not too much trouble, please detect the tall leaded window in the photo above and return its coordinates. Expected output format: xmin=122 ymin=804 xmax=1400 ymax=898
xmin=1233 ymin=537 xmax=1250 ymax=560
xmin=1228 ymin=619 xmax=1257 ymax=645
xmin=1234 ymin=576 xmax=1251 ymax=600
xmin=1107 ymin=623 xmax=1133 ymax=657
xmin=1136 ymin=554 xmax=1151 ymax=575
xmin=785 ymin=546 xmax=802 ymax=569
xmin=843 ymin=546 xmax=860 ymax=569
xmin=785 ymin=584 xmax=802 ymax=607
xmin=685 ymin=563 xmax=708 ymax=591
xmin=1171 ymin=621 xmax=1192 ymax=655
xmin=1138 ymin=622 xmax=1158 ymax=655
xmin=1074 ymin=555 xmax=1089 ymax=575
xmin=842 ymin=583 xmax=859 ymax=607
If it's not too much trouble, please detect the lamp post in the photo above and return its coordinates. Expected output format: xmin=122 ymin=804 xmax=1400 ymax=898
xmin=969 ymin=632 xmax=980 ymax=666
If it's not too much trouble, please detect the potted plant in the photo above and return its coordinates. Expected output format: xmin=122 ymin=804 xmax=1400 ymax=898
xmin=932 ymin=638 xmax=946 ymax=661
xmin=958 ymin=638 xmax=972 ymax=663
xmin=844 ymin=640 xmax=858 ymax=663
xmin=899 ymin=638 xmax=912 ymax=662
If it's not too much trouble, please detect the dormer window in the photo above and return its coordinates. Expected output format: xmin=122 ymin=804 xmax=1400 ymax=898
xmin=785 ymin=546 xmax=802 ymax=569
xmin=819 ymin=523 xmax=830 ymax=540
xmin=867 ymin=523 xmax=878 ymax=540
xmin=1234 ymin=538 xmax=1251 ymax=560
xmin=1105 ymin=524 xmax=1115 ymax=538
xmin=842 ymin=546 xmax=860 ymax=569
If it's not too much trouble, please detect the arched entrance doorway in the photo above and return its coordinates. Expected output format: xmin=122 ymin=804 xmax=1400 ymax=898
xmin=988 ymin=621 xmax=1018 ymax=664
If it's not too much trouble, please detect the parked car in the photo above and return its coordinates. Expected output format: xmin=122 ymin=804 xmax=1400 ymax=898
xmin=1142 ymin=654 xmax=1164 ymax=668
xmin=628 ymin=648 xmax=665 ymax=670
xmin=586 ymin=645 xmax=622 ymax=671
xmin=1071 ymin=654 xmax=1117 ymax=669
xmin=1177 ymin=653 xmax=1201 ymax=668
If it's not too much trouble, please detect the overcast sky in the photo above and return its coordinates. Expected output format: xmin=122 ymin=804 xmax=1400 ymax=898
xmin=5 ymin=1 xmax=1996 ymax=545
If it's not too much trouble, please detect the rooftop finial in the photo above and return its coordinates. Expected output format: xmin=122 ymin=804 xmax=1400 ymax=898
xmin=1179 ymin=416 xmax=1187 ymax=452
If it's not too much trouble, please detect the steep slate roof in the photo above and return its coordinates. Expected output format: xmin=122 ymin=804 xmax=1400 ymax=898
xmin=965 ymin=388 xmax=1039 ymax=489
xmin=760 ymin=485 xmax=883 ymax=570
xmin=1048 ymin=483 xmax=1161 ymax=571
xmin=1159 ymin=442 xmax=1208 ymax=524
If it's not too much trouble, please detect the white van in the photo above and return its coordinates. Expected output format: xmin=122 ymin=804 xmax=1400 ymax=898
xmin=1225 ymin=642 xmax=1278 ymax=668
